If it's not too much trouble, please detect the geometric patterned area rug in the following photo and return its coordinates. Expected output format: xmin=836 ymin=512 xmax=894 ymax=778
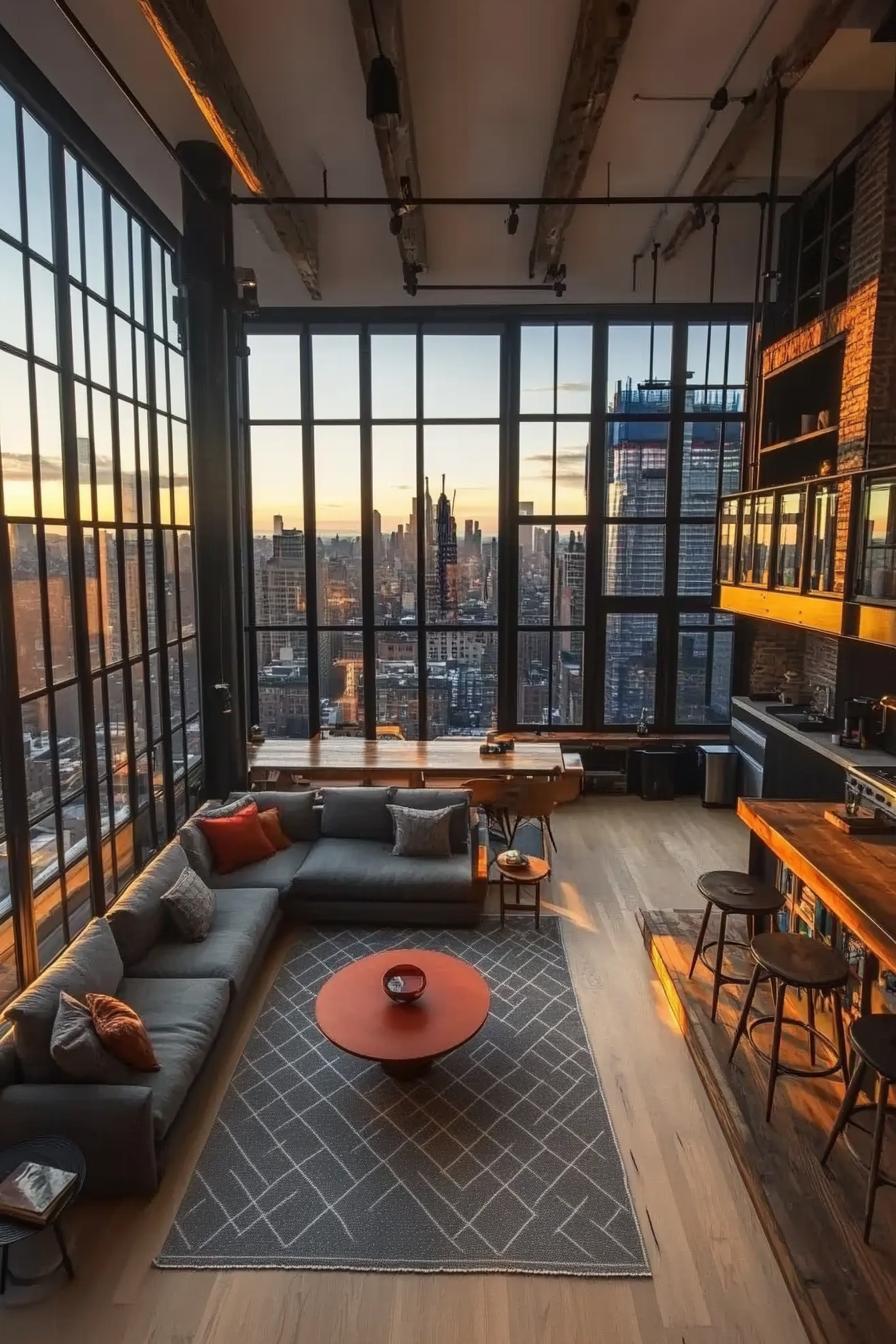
xmin=156 ymin=919 xmax=650 ymax=1276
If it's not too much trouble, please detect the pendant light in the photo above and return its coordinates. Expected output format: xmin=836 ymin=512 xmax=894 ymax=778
xmin=366 ymin=0 xmax=401 ymax=128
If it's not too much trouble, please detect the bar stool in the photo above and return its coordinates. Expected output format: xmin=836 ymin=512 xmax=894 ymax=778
xmin=820 ymin=1013 xmax=896 ymax=1243
xmin=729 ymin=931 xmax=850 ymax=1122
xmin=689 ymin=871 xmax=785 ymax=1022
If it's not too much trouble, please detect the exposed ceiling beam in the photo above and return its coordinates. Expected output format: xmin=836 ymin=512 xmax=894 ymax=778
xmin=662 ymin=0 xmax=855 ymax=261
xmin=528 ymin=0 xmax=639 ymax=281
xmin=136 ymin=0 xmax=321 ymax=299
xmin=347 ymin=0 xmax=427 ymax=272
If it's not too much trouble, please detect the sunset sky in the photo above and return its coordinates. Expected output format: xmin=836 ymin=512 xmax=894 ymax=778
xmin=246 ymin=324 xmax=737 ymax=539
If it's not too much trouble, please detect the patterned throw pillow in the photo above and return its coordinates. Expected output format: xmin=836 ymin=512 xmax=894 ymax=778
xmin=387 ymin=804 xmax=454 ymax=858
xmin=86 ymin=993 xmax=159 ymax=1072
xmin=161 ymin=865 xmax=216 ymax=942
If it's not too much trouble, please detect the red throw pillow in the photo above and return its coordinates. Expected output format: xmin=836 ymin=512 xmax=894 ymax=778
xmin=258 ymin=807 xmax=292 ymax=852
xmin=196 ymin=803 xmax=276 ymax=873
xmin=86 ymin=993 xmax=159 ymax=1072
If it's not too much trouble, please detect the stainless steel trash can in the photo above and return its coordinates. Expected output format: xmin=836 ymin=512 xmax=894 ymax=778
xmin=698 ymin=744 xmax=737 ymax=807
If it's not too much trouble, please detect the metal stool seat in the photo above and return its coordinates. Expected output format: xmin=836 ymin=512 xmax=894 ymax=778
xmin=729 ymin=932 xmax=850 ymax=1122
xmin=821 ymin=1013 xmax=896 ymax=1243
xmin=689 ymin=871 xmax=784 ymax=1022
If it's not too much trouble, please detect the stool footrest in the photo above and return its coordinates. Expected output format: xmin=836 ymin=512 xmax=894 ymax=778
xmin=747 ymin=1015 xmax=842 ymax=1079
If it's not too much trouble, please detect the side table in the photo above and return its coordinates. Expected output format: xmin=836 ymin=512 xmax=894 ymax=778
xmin=496 ymin=853 xmax=550 ymax=930
xmin=0 ymin=1135 xmax=85 ymax=1296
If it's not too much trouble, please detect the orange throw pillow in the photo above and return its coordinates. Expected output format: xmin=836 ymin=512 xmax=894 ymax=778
xmin=258 ymin=807 xmax=292 ymax=852
xmin=196 ymin=803 xmax=276 ymax=873
xmin=86 ymin=993 xmax=159 ymax=1072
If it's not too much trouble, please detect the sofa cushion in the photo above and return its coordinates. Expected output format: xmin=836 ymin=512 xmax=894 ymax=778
xmin=117 ymin=976 xmax=230 ymax=1140
xmin=161 ymin=866 xmax=216 ymax=942
xmin=289 ymin=838 xmax=471 ymax=904
xmin=4 ymin=917 xmax=124 ymax=1082
xmin=127 ymin=888 xmax=279 ymax=996
xmin=391 ymin=789 xmax=471 ymax=852
xmin=320 ymin=787 xmax=394 ymax=842
xmin=107 ymin=843 xmax=189 ymax=966
xmin=228 ymin=789 xmax=319 ymax=842
xmin=208 ymin=842 xmax=312 ymax=894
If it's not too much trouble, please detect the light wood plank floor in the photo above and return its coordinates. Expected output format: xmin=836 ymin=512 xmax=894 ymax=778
xmin=9 ymin=797 xmax=808 ymax=1344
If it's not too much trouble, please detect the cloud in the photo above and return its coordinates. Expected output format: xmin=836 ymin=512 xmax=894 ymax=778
xmin=2 ymin=451 xmax=187 ymax=487
xmin=525 ymin=381 xmax=590 ymax=394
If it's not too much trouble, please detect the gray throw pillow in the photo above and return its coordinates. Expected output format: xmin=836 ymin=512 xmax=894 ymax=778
xmin=4 ymin=917 xmax=123 ymax=1082
xmin=50 ymin=991 xmax=132 ymax=1084
xmin=161 ymin=866 xmax=216 ymax=941
xmin=390 ymin=789 xmax=471 ymax=853
xmin=387 ymin=803 xmax=454 ymax=858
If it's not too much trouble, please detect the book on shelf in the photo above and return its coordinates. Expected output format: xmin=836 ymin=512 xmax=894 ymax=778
xmin=0 ymin=1161 xmax=77 ymax=1226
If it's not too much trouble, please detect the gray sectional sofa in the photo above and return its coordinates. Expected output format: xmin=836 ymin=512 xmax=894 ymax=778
xmin=0 ymin=787 xmax=487 ymax=1194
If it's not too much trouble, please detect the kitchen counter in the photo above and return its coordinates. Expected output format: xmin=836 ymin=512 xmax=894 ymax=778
xmin=738 ymin=797 xmax=896 ymax=970
xmin=731 ymin=696 xmax=894 ymax=772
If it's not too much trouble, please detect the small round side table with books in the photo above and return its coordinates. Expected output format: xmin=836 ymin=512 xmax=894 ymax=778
xmin=0 ymin=1135 xmax=85 ymax=1297
xmin=496 ymin=852 xmax=550 ymax=930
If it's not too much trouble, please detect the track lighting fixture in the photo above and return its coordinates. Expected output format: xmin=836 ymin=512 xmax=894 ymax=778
xmin=505 ymin=203 xmax=519 ymax=236
xmin=366 ymin=0 xmax=401 ymax=128
xmin=693 ymin=203 xmax=706 ymax=229
xmin=389 ymin=206 xmax=403 ymax=236
xmin=403 ymin=260 xmax=422 ymax=296
xmin=632 ymin=86 xmax=755 ymax=111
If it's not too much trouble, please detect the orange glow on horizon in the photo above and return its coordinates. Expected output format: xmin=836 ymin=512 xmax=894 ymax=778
xmin=138 ymin=5 xmax=265 ymax=195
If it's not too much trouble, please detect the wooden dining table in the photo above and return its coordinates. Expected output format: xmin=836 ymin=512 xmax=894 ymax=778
xmin=247 ymin=737 xmax=565 ymax=788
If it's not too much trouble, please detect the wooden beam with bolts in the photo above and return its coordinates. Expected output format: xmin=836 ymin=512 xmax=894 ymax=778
xmin=662 ymin=0 xmax=854 ymax=261
xmin=347 ymin=0 xmax=427 ymax=272
xmin=528 ymin=0 xmax=639 ymax=281
xmin=137 ymin=0 xmax=321 ymax=299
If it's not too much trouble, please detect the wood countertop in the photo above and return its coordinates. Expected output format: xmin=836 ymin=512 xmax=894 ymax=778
xmin=737 ymin=798 xmax=896 ymax=970
xmin=247 ymin=737 xmax=565 ymax=780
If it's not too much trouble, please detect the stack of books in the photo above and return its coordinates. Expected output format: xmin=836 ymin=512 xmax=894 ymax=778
xmin=0 ymin=1161 xmax=78 ymax=1226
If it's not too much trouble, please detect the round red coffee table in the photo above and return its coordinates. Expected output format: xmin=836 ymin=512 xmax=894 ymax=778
xmin=315 ymin=949 xmax=490 ymax=1079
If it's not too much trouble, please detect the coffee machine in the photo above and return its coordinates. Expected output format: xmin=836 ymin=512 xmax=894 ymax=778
xmin=841 ymin=697 xmax=881 ymax=750
xmin=880 ymin=694 xmax=896 ymax=756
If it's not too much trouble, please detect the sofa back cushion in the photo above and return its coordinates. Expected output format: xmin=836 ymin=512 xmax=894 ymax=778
xmin=391 ymin=789 xmax=471 ymax=852
xmin=3 ymin=917 xmax=123 ymax=1082
xmin=320 ymin=787 xmax=394 ymax=842
xmin=106 ymin=841 xmax=189 ymax=966
xmin=228 ymin=789 xmax=320 ymax=842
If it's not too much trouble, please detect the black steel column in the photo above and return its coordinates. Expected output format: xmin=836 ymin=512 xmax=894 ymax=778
xmin=178 ymin=140 xmax=246 ymax=797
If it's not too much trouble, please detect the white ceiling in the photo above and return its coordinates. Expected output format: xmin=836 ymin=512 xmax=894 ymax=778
xmin=0 ymin=0 xmax=893 ymax=306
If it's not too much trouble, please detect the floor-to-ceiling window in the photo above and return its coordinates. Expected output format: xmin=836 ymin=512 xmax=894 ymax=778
xmin=0 ymin=72 xmax=199 ymax=1007
xmin=243 ymin=313 xmax=746 ymax=744
xmin=246 ymin=324 xmax=503 ymax=741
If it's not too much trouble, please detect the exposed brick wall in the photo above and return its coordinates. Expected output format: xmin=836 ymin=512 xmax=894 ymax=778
xmin=744 ymin=624 xmax=839 ymax=704
xmin=848 ymin=110 xmax=890 ymax=295
xmin=803 ymin=633 xmax=839 ymax=700
xmin=745 ymin=622 xmax=805 ymax=695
